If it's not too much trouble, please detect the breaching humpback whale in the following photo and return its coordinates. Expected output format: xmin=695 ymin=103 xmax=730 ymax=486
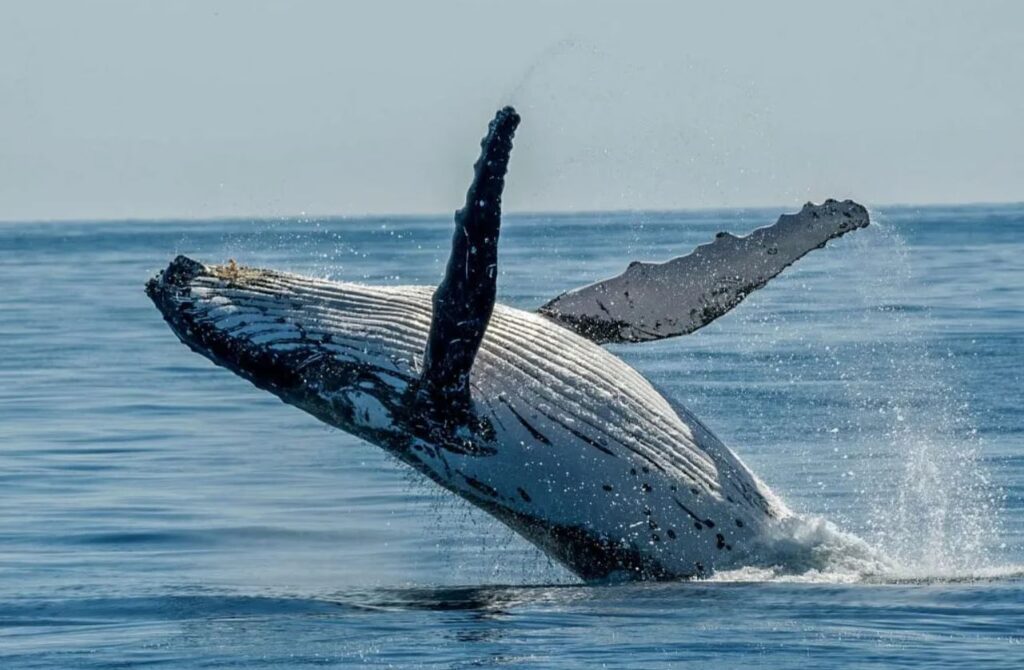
xmin=147 ymin=107 xmax=870 ymax=581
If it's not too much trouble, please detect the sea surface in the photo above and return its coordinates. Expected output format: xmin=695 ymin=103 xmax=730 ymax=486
xmin=1 ymin=204 xmax=1022 ymax=668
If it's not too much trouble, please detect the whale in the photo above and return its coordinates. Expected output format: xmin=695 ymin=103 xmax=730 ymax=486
xmin=147 ymin=107 xmax=870 ymax=580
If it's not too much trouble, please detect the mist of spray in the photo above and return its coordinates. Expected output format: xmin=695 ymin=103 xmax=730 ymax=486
xmin=846 ymin=219 xmax=1003 ymax=576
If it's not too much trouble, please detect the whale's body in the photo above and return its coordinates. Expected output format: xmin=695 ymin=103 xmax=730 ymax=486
xmin=147 ymin=107 xmax=869 ymax=581
xmin=148 ymin=259 xmax=788 ymax=579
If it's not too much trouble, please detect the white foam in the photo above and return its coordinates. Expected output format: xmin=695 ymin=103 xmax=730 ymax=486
xmin=705 ymin=513 xmax=1024 ymax=585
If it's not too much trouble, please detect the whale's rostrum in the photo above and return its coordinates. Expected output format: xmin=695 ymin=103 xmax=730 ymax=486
xmin=146 ymin=107 xmax=870 ymax=581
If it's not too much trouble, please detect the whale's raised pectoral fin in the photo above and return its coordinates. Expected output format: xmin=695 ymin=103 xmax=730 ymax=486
xmin=415 ymin=106 xmax=521 ymax=418
xmin=537 ymin=199 xmax=870 ymax=344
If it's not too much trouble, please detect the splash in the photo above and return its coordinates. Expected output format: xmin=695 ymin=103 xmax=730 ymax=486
xmin=846 ymin=218 xmax=1005 ymax=576
xmin=710 ymin=515 xmax=890 ymax=583
xmin=719 ymin=215 xmax=1011 ymax=584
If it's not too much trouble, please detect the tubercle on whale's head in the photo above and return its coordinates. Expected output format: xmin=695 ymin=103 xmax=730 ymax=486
xmin=145 ymin=255 xmax=418 ymax=446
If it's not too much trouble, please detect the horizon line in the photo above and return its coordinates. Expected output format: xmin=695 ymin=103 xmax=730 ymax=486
xmin=2 ymin=198 xmax=1022 ymax=226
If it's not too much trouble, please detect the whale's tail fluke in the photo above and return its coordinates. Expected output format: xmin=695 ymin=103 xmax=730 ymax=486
xmin=415 ymin=106 xmax=520 ymax=420
xmin=538 ymin=199 xmax=871 ymax=344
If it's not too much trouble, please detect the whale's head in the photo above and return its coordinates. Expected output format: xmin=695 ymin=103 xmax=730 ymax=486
xmin=146 ymin=255 xmax=430 ymax=449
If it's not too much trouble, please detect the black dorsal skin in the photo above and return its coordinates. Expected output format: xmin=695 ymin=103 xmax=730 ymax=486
xmin=415 ymin=106 xmax=521 ymax=423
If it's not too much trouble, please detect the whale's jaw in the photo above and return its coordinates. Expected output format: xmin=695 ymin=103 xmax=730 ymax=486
xmin=146 ymin=256 xmax=418 ymax=452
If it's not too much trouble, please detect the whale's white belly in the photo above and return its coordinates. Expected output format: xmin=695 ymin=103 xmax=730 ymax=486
xmin=181 ymin=267 xmax=791 ymax=577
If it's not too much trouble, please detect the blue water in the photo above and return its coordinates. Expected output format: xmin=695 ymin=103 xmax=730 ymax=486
xmin=1 ymin=204 xmax=1022 ymax=668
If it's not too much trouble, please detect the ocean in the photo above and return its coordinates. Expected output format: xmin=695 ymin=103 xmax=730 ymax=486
xmin=1 ymin=204 xmax=1021 ymax=668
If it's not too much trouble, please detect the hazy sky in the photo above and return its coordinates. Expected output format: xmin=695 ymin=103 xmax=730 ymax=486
xmin=2 ymin=1 xmax=1021 ymax=221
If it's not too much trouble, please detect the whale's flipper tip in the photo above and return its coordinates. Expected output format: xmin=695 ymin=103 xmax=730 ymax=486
xmin=803 ymin=198 xmax=870 ymax=231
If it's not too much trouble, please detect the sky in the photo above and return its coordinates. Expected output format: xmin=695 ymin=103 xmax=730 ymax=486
xmin=1 ymin=0 xmax=1021 ymax=221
